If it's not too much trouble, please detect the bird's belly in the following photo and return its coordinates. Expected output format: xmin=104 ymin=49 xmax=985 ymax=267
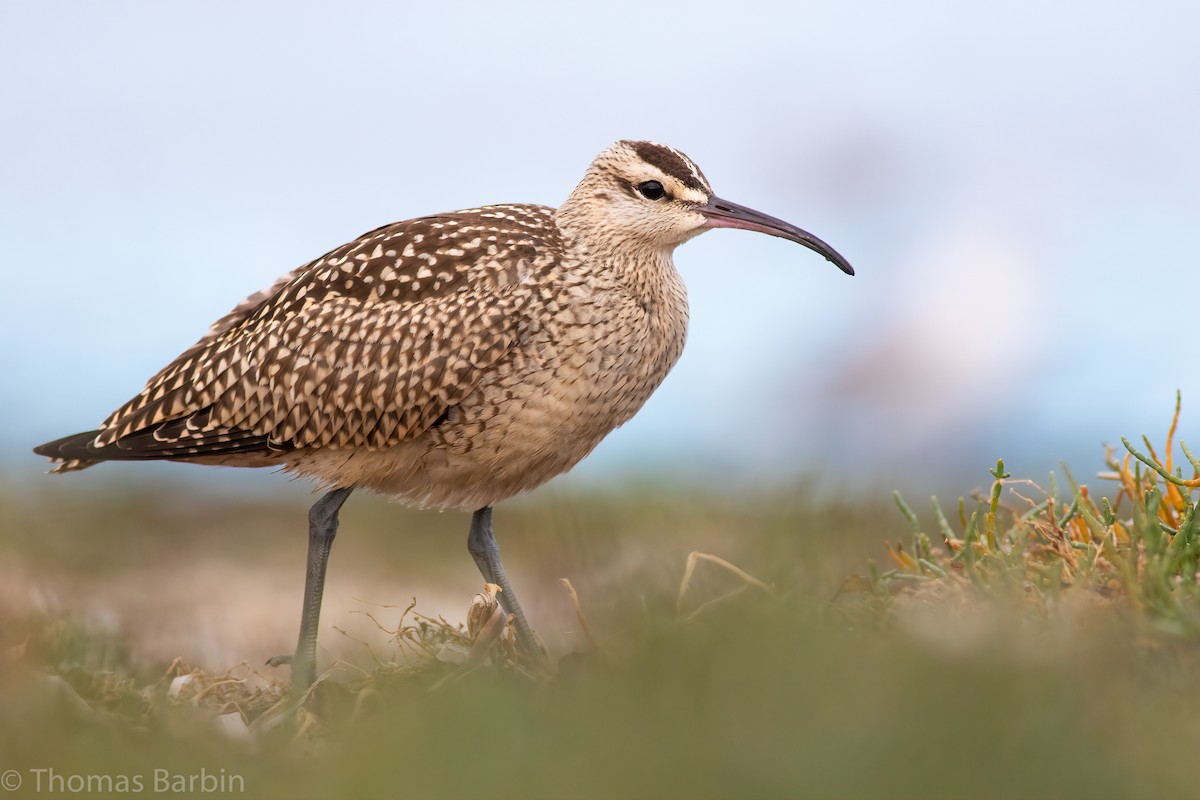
xmin=427 ymin=338 xmax=675 ymax=505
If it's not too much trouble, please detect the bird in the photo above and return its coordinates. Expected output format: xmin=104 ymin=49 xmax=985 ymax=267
xmin=34 ymin=140 xmax=854 ymax=690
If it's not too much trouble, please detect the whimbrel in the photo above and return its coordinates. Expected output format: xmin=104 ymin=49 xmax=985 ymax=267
xmin=34 ymin=140 xmax=854 ymax=688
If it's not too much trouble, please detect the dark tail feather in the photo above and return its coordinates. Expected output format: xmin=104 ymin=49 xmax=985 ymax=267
xmin=34 ymin=420 xmax=279 ymax=472
xmin=34 ymin=430 xmax=103 ymax=460
xmin=33 ymin=430 xmax=105 ymax=474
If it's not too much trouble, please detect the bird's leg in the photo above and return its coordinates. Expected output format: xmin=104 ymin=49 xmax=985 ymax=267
xmin=267 ymin=486 xmax=354 ymax=692
xmin=467 ymin=507 xmax=546 ymax=657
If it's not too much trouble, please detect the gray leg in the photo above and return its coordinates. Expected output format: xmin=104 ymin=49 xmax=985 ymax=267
xmin=467 ymin=507 xmax=545 ymax=656
xmin=268 ymin=487 xmax=353 ymax=691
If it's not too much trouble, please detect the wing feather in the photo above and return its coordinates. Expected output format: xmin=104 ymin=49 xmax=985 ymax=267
xmin=77 ymin=206 xmax=555 ymax=460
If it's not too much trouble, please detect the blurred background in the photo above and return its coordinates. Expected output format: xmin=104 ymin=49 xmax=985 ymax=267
xmin=3 ymin=0 xmax=1197 ymax=494
xmin=2 ymin=5 xmax=1200 ymax=793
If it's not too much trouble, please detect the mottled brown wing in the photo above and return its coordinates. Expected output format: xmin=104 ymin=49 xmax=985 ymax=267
xmin=89 ymin=206 xmax=556 ymax=454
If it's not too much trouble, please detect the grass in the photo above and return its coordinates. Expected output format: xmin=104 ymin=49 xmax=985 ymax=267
xmin=2 ymin=398 xmax=1200 ymax=799
xmin=843 ymin=392 xmax=1200 ymax=638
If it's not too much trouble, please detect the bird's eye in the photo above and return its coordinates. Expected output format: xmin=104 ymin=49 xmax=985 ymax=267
xmin=635 ymin=180 xmax=666 ymax=201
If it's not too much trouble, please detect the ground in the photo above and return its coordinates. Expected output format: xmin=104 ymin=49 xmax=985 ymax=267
xmin=3 ymin=428 xmax=1200 ymax=799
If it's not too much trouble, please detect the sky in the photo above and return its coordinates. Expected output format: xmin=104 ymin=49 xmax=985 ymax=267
xmin=2 ymin=0 xmax=1198 ymax=494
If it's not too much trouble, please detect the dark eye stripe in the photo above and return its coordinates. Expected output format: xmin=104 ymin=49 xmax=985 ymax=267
xmin=623 ymin=140 xmax=709 ymax=192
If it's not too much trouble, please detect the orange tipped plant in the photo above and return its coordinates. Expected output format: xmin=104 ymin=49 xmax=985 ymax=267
xmin=848 ymin=392 xmax=1200 ymax=635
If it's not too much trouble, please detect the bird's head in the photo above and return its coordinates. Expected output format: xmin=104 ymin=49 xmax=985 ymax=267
xmin=559 ymin=140 xmax=854 ymax=275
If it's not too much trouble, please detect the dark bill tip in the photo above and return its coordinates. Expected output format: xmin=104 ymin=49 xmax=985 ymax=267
xmin=699 ymin=196 xmax=855 ymax=276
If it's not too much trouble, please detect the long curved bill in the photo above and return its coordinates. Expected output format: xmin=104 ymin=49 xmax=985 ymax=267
xmin=699 ymin=196 xmax=855 ymax=276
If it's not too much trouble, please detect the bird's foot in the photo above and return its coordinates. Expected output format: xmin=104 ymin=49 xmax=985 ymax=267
xmin=265 ymin=653 xmax=293 ymax=668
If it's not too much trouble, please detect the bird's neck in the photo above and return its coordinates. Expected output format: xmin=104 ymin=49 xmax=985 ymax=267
xmin=553 ymin=205 xmax=687 ymax=318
